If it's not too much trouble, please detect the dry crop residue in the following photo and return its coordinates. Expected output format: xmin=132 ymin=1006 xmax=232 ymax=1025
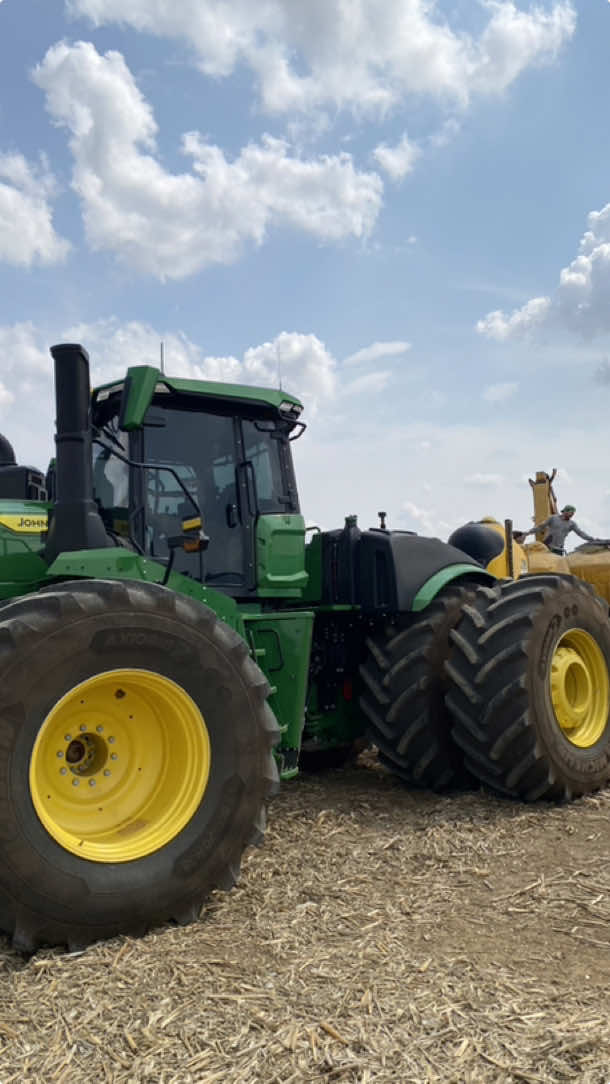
xmin=1 ymin=754 xmax=609 ymax=1083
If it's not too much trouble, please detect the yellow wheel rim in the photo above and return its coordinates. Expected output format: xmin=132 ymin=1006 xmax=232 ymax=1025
xmin=549 ymin=629 xmax=609 ymax=748
xmin=29 ymin=669 xmax=211 ymax=863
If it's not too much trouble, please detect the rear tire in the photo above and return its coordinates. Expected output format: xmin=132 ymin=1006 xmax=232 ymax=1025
xmin=446 ymin=576 xmax=610 ymax=800
xmin=359 ymin=585 xmax=476 ymax=790
xmin=0 ymin=579 xmax=279 ymax=951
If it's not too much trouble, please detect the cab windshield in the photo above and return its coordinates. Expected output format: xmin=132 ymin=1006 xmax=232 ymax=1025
xmin=93 ymin=399 xmax=299 ymax=592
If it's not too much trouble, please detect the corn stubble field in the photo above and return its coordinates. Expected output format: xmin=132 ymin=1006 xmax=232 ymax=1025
xmin=1 ymin=752 xmax=609 ymax=1083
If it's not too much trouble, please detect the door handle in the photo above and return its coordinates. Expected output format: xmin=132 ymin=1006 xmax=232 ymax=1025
xmin=226 ymin=502 xmax=239 ymax=528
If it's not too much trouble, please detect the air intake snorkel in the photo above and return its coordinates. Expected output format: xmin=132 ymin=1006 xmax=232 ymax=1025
xmin=44 ymin=343 xmax=112 ymax=563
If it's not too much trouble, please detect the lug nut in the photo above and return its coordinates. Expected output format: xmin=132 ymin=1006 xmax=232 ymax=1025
xmin=89 ymin=779 xmax=96 ymax=787
xmin=103 ymin=769 xmax=111 ymax=777
xmin=108 ymin=737 xmax=115 ymax=744
xmin=60 ymin=767 xmax=67 ymax=775
xmin=64 ymin=734 xmax=71 ymax=742
xmin=56 ymin=751 xmax=64 ymax=759
xmin=96 ymin=726 xmax=103 ymax=733
xmin=80 ymin=724 xmax=87 ymax=732
xmin=111 ymin=753 xmax=118 ymax=761
xmin=72 ymin=779 xmax=79 ymax=787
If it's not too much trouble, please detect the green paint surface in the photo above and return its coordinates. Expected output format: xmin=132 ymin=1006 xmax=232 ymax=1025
xmin=243 ymin=610 xmax=314 ymax=773
xmin=255 ymin=514 xmax=308 ymax=597
xmin=97 ymin=366 xmax=303 ymax=430
xmin=412 ymin=563 xmax=493 ymax=611
xmin=46 ymin=548 xmax=243 ymax=630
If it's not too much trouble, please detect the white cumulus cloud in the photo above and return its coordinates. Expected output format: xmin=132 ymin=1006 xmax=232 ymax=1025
xmin=0 ymin=322 xmax=49 ymax=374
xmin=477 ymin=201 xmax=610 ymax=341
xmin=242 ymin=331 xmax=337 ymax=407
xmin=63 ymin=319 xmax=241 ymax=384
xmin=67 ymin=0 xmax=576 ymax=117
xmin=0 ymin=153 xmax=70 ymax=267
xmin=471 ymin=1 xmax=575 ymax=96
xmin=343 ymin=340 xmax=410 ymax=365
xmin=373 ymin=134 xmax=420 ymax=181
xmin=33 ymin=41 xmax=383 ymax=279
xmin=64 ymin=320 xmax=337 ymax=411
xmin=0 ymin=323 xmax=58 ymax=469
xmin=477 ymin=296 xmax=552 ymax=340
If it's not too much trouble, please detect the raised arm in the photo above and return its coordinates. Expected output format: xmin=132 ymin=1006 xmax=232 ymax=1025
xmin=520 ymin=516 xmax=552 ymax=538
xmin=571 ymin=521 xmax=607 ymax=544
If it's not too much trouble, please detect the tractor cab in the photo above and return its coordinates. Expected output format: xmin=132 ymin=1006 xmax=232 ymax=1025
xmin=91 ymin=367 xmax=307 ymax=598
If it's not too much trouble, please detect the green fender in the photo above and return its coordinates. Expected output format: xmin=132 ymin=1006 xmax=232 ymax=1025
xmin=411 ymin=564 xmax=495 ymax=612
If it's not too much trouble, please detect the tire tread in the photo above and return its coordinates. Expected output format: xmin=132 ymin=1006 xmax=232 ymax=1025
xmin=359 ymin=585 xmax=477 ymax=791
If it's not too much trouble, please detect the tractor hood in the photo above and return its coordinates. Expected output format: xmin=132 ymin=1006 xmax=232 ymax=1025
xmin=307 ymin=521 xmax=494 ymax=613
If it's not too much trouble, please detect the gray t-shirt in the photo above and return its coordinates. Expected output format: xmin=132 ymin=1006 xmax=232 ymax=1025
xmin=523 ymin=514 xmax=598 ymax=551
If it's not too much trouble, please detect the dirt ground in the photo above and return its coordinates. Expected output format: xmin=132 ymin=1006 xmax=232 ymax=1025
xmin=0 ymin=754 xmax=609 ymax=1083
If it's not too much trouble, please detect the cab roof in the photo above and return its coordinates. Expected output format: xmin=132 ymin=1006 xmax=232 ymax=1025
xmin=93 ymin=364 xmax=304 ymax=430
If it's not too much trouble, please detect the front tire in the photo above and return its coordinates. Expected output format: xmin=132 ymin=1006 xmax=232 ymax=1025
xmin=446 ymin=576 xmax=610 ymax=800
xmin=0 ymin=579 xmax=279 ymax=951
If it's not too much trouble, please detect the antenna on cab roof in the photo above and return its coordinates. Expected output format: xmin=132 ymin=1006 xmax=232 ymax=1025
xmin=276 ymin=340 xmax=282 ymax=391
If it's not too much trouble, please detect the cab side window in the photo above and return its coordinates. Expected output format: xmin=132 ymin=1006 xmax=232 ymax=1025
xmin=92 ymin=440 xmax=130 ymax=536
xmin=242 ymin=420 xmax=287 ymax=514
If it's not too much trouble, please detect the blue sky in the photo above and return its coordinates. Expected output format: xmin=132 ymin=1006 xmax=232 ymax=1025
xmin=1 ymin=0 xmax=610 ymax=545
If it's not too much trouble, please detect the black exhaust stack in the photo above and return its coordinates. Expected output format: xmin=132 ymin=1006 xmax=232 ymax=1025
xmin=44 ymin=343 xmax=111 ymax=563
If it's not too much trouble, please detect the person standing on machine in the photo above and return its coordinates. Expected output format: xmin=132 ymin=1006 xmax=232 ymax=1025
xmin=516 ymin=505 xmax=610 ymax=556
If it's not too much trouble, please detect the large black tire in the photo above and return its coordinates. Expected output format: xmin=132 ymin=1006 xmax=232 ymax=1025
xmin=446 ymin=575 xmax=610 ymax=800
xmin=0 ymin=579 xmax=279 ymax=952
xmin=359 ymin=585 xmax=476 ymax=790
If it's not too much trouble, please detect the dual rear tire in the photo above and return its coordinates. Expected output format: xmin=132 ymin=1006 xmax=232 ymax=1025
xmin=360 ymin=585 xmax=475 ymax=791
xmin=360 ymin=576 xmax=610 ymax=801
xmin=446 ymin=575 xmax=610 ymax=800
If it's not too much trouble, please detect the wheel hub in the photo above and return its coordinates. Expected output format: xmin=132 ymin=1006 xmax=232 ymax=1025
xmin=549 ymin=629 xmax=609 ymax=748
xmin=65 ymin=732 xmax=107 ymax=775
xmin=551 ymin=648 xmax=592 ymax=729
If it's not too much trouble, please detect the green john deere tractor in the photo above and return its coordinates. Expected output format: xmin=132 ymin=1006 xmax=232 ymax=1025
xmin=0 ymin=342 xmax=609 ymax=952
